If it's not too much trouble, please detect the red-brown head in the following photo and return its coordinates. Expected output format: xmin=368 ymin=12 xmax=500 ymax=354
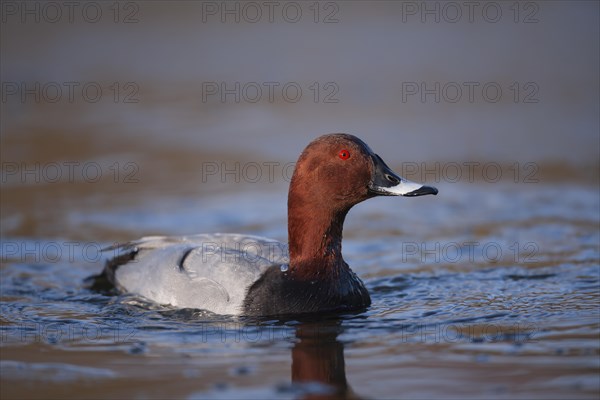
xmin=287 ymin=133 xmax=437 ymax=265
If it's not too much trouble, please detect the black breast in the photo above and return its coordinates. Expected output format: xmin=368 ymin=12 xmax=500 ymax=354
xmin=242 ymin=265 xmax=371 ymax=317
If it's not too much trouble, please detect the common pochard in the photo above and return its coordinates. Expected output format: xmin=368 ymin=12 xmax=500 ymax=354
xmin=91 ymin=134 xmax=438 ymax=316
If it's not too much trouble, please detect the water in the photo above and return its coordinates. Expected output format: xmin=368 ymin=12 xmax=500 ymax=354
xmin=2 ymin=176 xmax=598 ymax=399
xmin=2 ymin=1 xmax=599 ymax=399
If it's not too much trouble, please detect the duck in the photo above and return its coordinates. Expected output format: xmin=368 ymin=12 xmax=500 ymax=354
xmin=90 ymin=133 xmax=438 ymax=316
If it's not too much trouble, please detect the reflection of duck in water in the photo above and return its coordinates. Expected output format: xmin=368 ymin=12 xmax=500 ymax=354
xmin=292 ymin=320 xmax=361 ymax=400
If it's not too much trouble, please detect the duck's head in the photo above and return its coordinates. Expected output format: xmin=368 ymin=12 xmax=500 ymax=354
xmin=289 ymin=133 xmax=438 ymax=213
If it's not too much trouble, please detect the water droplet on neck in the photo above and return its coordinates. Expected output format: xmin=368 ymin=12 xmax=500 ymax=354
xmin=280 ymin=264 xmax=289 ymax=272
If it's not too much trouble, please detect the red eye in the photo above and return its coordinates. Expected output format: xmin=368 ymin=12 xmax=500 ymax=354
xmin=339 ymin=149 xmax=351 ymax=160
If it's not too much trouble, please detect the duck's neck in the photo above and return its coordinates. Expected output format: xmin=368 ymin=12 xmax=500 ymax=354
xmin=287 ymin=194 xmax=349 ymax=278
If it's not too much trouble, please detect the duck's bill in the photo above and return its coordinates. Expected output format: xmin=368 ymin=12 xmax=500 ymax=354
xmin=368 ymin=154 xmax=438 ymax=197
xmin=369 ymin=178 xmax=439 ymax=196
xmin=378 ymin=181 xmax=439 ymax=196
